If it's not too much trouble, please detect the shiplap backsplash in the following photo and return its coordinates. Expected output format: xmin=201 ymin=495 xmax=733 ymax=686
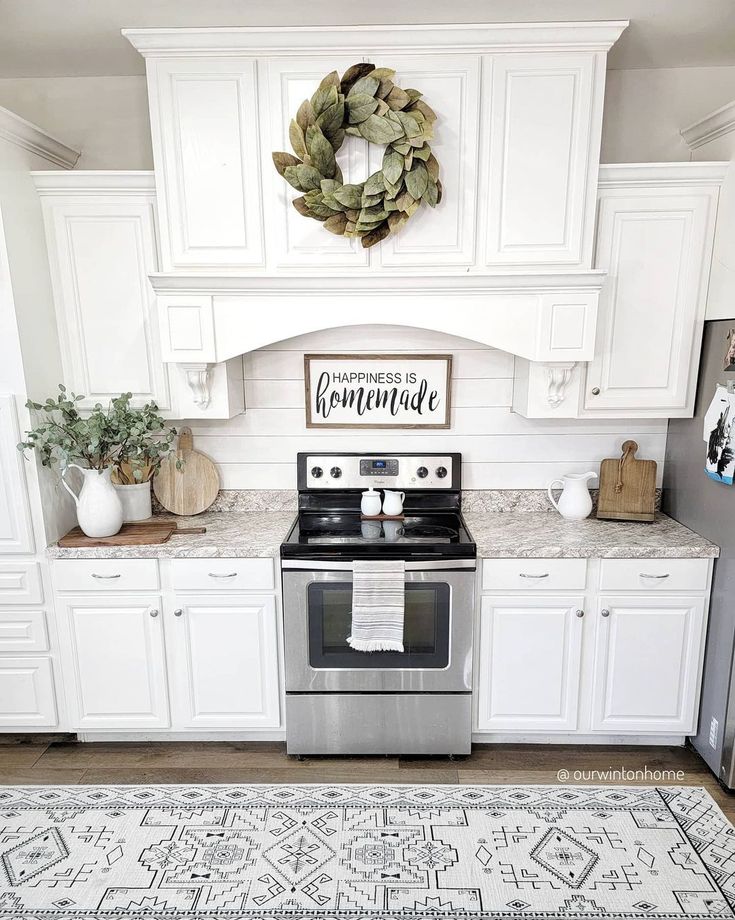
xmin=181 ymin=326 xmax=668 ymax=490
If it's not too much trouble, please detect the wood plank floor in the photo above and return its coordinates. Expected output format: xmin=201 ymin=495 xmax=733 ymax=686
xmin=1 ymin=737 xmax=733 ymax=818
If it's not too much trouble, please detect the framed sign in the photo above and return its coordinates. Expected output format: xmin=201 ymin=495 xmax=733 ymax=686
xmin=304 ymin=354 xmax=452 ymax=429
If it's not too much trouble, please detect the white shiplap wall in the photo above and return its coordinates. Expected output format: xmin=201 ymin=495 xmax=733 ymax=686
xmin=182 ymin=326 xmax=667 ymax=489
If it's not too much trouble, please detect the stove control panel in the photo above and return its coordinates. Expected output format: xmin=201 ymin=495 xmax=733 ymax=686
xmin=303 ymin=455 xmax=455 ymax=489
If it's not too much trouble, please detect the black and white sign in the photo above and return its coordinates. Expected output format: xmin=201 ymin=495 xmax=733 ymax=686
xmin=304 ymin=354 xmax=452 ymax=429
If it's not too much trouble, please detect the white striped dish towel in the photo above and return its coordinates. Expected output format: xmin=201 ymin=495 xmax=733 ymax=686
xmin=346 ymin=560 xmax=406 ymax=653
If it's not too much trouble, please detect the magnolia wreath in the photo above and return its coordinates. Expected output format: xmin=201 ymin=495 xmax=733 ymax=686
xmin=272 ymin=62 xmax=441 ymax=249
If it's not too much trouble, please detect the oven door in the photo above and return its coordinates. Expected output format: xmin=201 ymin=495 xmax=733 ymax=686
xmin=281 ymin=561 xmax=474 ymax=693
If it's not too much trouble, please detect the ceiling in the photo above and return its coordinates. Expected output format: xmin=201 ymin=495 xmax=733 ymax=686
xmin=0 ymin=0 xmax=734 ymax=77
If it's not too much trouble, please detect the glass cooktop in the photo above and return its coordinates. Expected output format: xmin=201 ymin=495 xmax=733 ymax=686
xmin=280 ymin=512 xmax=476 ymax=560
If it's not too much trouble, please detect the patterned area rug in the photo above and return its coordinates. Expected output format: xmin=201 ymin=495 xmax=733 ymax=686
xmin=0 ymin=784 xmax=734 ymax=918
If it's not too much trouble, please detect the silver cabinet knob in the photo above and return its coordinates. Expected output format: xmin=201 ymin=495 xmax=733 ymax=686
xmin=173 ymin=608 xmax=183 ymax=617
xmin=149 ymin=608 xmax=159 ymax=618
xmin=601 ymin=608 xmax=610 ymax=618
xmin=591 ymin=386 xmax=601 ymax=396
xmin=575 ymin=609 xmax=584 ymax=618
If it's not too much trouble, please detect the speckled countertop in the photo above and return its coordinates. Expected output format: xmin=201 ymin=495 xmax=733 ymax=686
xmin=463 ymin=511 xmax=719 ymax=559
xmin=47 ymin=511 xmax=296 ymax=559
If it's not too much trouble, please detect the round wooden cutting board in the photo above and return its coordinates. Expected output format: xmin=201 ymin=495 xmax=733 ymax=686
xmin=153 ymin=427 xmax=219 ymax=516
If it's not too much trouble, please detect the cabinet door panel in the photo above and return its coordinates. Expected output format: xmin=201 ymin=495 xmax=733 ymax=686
xmin=476 ymin=596 xmax=584 ymax=731
xmin=484 ymin=52 xmax=601 ymax=267
xmin=150 ymin=58 xmax=264 ymax=269
xmin=262 ymin=57 xmax=370 ymax=269
xmin=584 ymin=188 xmax=717 ymax=414
xmin=373 ymin=55 xmax=480 ymax=267
xmin=171 ymin=594 xmax=280 ymax=729
xmin=591 ymin=596 xmax=706 ymax=733
xmin=0 ymin=657 xmax=57 ymax=727
xmin=41 ymin=193 xmax=171 ymax=410
xmin=0 ymin=396 xmax=34 ymax=554
xmin=61 ymin=595 xmax=169 ymax=729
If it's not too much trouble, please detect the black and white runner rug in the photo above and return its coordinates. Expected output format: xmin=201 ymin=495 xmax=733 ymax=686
xmin=1 ymin=784 xmax=734 ymax=918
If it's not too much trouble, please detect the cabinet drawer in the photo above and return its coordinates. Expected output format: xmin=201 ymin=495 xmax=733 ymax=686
xmin=0 ymin=611 xmax=48 ymax=652
xmin=171 ymin=558 xmax=274 ymax=591
xmin=53 ymin=558 xmax=159 ymax=592
xmin=482 ymin=558 xmax=587 ymax=591
xmin=0 ymin=562 xmax=43 ymax=605
xmin=599 ymin=559 xmax=710 ymax=593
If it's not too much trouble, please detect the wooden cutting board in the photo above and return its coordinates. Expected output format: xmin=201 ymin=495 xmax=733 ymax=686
xmin=153 ymin=427 xmax=220 ymax=516
xmin=59 ymin=520 xmax=206 ymax=548
xmin=597 ymin=440 xmax=657 ymax=522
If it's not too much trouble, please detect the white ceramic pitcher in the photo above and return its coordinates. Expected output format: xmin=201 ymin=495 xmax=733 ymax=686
xmin=382 ymin=490 xmax=406 ymax=517
xmin=62 ymin=465 xmax=124 ymax=538
xmin=547 ymin=471 xmax=597 ymax=521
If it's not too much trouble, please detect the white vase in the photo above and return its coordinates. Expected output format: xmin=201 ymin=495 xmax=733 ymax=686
xmin=61 ymin=465 xmax=124 ymax=538
xmin=113 ymin=481 xmax=153 ymax=523
xmin=547 ymin=471 xmax=597 ymax=521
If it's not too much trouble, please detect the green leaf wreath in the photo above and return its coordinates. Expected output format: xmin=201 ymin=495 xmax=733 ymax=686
xmin=272 ymin=63 xmax=442 ymax=249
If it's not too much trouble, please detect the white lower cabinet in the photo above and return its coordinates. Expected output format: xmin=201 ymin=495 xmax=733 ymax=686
xmin=0 ymin=657 xmax=57 ymax=727
xmin=476 ymin=557 xmax=711 ymax=737
xmin=54 ymin=557 xmax=282 ymax=734
xmin=477 ymin=596 xmax=584 ymax=731
xmin=60 ymin=594 xmax=170 ymax=730
xmin=590 ymin=595 xmax=706 ymax=733
xmin=169 ymin=594 xmax=280 ymax=729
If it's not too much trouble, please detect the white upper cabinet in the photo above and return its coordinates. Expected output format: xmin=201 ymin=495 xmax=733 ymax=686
xmin=146 ymin=57 xmax=265 ymax=271
xmin=582 ymin=166 xmax=722 ymax=417
xmin=35 ymin=174 xmax=172 ymax=412
xmin=371 ymin=54 xmax=480 ymax=268
xmin=483 ymin=52 xmax=604 ymax=268
xmin=0 ymin=396 xmax=34 ymax=555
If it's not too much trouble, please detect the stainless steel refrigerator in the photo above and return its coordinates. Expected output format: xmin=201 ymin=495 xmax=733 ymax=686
xmin=665 ymin=319 xmax=735 ymax=787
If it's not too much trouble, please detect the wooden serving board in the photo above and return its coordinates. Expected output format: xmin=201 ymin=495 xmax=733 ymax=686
xmin=153 ymin=427 xmax=220 ymax=516
xmin=59 ymin=520 xmax=206 ymax=548
xmin=597 ymin=440 xmax=657 ymax=522
xmin=360 ymin=514 xmax=406 ymax=521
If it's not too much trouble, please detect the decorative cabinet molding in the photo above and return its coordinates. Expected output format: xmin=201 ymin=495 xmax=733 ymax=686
xmin=34 ymin=173 xmax=173 ymax=412
xmin=582 ymin=165 xmax=723 ymax=417
xmin=146 ymin=57 xmax=265 ymax=271
xmin=0 ymin=396 xmax=34 ymax=555
xmin=0 ymin=657 xmax=57 ymax=727
xmin=476 ymin=595 xmax=584 ymax=732
xmin=483 ymin=52 xmax=604 ymax=268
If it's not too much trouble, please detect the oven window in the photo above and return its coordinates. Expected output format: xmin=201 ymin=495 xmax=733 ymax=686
xmin=307 ymin=582 xmax=450 ymax=668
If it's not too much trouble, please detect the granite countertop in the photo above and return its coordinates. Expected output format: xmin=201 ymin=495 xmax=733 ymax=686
xmin=463 ymin=511 xmax=719 ymax=559
xmin=47 ymin=511 xmax=296 ymax=559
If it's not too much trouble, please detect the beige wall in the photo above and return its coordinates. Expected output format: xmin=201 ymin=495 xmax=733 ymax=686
xmin=1 ymin=66 xmax=735 ymax=169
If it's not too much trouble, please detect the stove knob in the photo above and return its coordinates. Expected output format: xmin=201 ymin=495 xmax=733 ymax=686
xmin=436 ymin=466 xmax=448 ymax=479
xmin=311 ymin=466 xmax=323 ymax=479
xmin=416 ymin=466 xmax=429 ymax=479
xmin=330 ymin=466 xmax=342 ymax=479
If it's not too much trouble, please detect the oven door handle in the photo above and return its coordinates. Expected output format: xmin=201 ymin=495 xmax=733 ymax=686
xmin=281 ymin=558 xmax=476 ymax=572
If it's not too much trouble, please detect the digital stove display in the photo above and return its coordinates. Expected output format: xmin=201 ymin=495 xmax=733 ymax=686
xmin=360 ymin=457 xmax=398 ymax=476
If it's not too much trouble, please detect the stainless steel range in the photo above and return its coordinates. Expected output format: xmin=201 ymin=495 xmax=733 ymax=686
xmin=280 ymin=452 xmax=476 ymax=756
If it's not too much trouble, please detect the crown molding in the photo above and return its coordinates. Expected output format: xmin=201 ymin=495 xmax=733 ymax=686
xmin=681 ymin=100 xmax=735 ymax=150
xmin=598 ymin=162 xmax=728 ymax=188
xmin=0 ymin=106 xmax=80 ymax=170
xmin=32 ymin=170 xmax=155 ymax=195
xmin=123 ymin=21 xmax=628 ymax=57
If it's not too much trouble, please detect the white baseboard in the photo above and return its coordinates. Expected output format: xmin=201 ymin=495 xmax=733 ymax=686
xmin=472 ymin=732 xmax=686 ymax=745
xmin=77 ymin=731 xmax=287 ymax=742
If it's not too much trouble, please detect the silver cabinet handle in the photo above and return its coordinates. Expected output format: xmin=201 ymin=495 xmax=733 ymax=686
xmin=575 ymin=609 xmax=584 ymax=618
xmin=149 ymin=608 xmax=159 ymax=618
xmin=91 ymin=573 xmax=121 ymax=579
xmin=640 ymin=573 xmax=670 ymax=579
xmin=601 ymin=608 xmax=610 ymax=618
xmin=208 ymin=572 xmax=237 ymax=578
xmin=519 ymin=573 xmax=549 ymax=579
xmin=591 ymin=387 xmax=601 ymax=395
xmin=173 ymin=608 xmax=183 ymax=617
